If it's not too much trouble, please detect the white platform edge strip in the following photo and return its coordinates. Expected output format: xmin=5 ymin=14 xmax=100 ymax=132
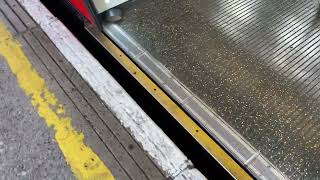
xmin=17 ymin=0 xmax=206 ymax=179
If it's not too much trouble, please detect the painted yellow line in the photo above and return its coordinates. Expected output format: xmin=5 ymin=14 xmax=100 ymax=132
xmin=0 ymin=22 xmax=114 ymax=180
xmin=87 ymin=26 xmax=253 ymax=179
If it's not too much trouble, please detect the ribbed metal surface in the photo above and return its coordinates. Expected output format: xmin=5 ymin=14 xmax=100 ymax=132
xmin=118 ymin=0 xmax=320 ymax=178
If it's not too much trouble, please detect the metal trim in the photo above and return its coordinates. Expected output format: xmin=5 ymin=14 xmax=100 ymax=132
xmin=85 ymin=24 xmax=254 ymax=179
xmin=100 ymin=23 xmax=289 ymax=180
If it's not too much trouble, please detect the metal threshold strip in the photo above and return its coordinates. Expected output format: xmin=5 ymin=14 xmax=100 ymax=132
xmin=100 ymin=24 xmax=286 ymax=179
xmin=85 ymin=24 xmax=253 ymax=179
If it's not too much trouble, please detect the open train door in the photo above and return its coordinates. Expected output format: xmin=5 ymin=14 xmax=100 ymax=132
xmin=67 ymin=0 xmax=128 ymax=27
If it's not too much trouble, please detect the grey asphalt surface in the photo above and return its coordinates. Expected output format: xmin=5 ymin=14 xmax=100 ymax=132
xmin=0 ymin=57 xmax=74 ymax=179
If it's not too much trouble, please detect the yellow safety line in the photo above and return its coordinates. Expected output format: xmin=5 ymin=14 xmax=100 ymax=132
xmin=90 ymin=27 xmax=253 ymax=179
xmin=0 ymin=22 xmax=114 ymax=180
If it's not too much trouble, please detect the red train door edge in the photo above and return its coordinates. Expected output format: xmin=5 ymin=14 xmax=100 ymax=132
xmin=68 ymin=0 xmax=94 ymax=24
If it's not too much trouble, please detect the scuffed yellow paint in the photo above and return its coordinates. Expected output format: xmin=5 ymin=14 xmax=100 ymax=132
xmin=0 ymin=22 xmax=114 ymax=180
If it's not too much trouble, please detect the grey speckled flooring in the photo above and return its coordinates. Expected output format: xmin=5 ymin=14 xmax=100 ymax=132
xmin=0 ymin=58 xmax=74 ymax=179
xmin=118 ymin=0 xmax=320 ymax=178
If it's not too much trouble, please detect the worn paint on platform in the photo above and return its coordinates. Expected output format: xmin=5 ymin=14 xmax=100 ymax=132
xmin=18 ymin=0 xmax=196 ymax=178
xmin=0 ymin=22 xmax=114 ymax=180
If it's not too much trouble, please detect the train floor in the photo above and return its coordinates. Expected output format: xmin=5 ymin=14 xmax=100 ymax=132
xmin=104 ymin=0 xmax=320 ymax=178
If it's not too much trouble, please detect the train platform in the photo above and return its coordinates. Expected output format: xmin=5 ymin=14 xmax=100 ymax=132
xmin=0 ymin=0 xmax=205 ymax=179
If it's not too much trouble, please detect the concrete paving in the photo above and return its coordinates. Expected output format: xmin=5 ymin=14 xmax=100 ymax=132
xmin=0 ymin=58 xmax=74 ymax=179
xmin=0 ymin=0 xmax=166 ymax=179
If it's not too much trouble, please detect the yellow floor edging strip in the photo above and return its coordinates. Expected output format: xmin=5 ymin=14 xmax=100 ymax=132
xmin=89 ymin=27 xmax=253 ymax=179
xmin=0 ymin=22 xmax=114 ymax=180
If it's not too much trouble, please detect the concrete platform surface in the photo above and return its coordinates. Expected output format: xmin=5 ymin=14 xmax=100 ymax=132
xmin=0 ymin=2 xmax=162 ymax=179
xmin=0 ymin=0 xmax=204 ymax=179
xmin=0 ymin=55 xmax=74 ymax=179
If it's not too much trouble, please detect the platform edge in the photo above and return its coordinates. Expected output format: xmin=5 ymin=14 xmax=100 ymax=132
xmin=16 ymin=0 xmax=204 ymax=179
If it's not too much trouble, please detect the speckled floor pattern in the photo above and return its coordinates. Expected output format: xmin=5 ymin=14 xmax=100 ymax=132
xmin=118 ymin=0 xmax=320 ymax=178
